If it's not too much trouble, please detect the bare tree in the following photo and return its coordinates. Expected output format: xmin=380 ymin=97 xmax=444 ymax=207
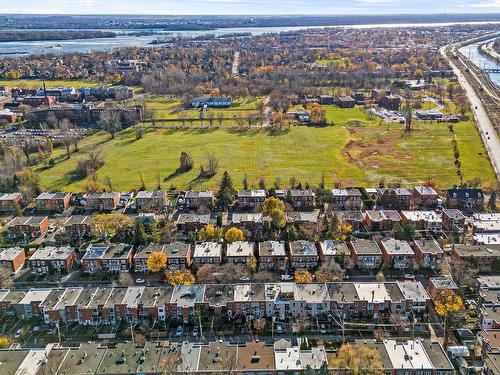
xmin=0 ymin=265 xmax=13 ymax=289
xmin=99 ymin=110 xmax=122 ymax=139
xmin=58 ymin=118 xmax=75 ymax=159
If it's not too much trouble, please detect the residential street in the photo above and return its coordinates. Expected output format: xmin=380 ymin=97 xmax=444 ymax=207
xmin=442 ymin=45 xmax=500 ymax=181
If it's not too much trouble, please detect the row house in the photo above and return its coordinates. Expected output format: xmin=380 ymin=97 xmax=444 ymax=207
xmin=441 ymin=208 xmax=466 ymax=232
xmin=225 ymin=241 xmax=255 ymax=264
xmin=237 ymin=189 xmax=266 ymax=209
xmin=86 ymin=192 xmax=120 ymax=211
xmin=473 ymin=213 xmax=500 ymax=234
xmin=350 ymin=239 xmax=383 ymax=269
xmin=81 ymin=243 xmax=134 ymax=273
xmin=231 ymin=212 xmax=265 ymax=237
xmin=427 ymin=276 xmax=459 ymax=301
xmin=380 ymin=239 xmax=415 ymax=270
xmin=7 ymin=216 xmax=49 ymax=239
xmin=317 ymin=240 xmax=350 ymax=267
xmin=288 ymin=189 xmax=315 ymax=210
xmin=412 ymin=239 xmax=444 ymax=269
xmin=401 ymin=210 xmax=443 ymax=232
xmin=331 ymin=188 xmax=363 ymax=210
xmin=412 ymin=186 xmax=439 ymax=208
xmin=135 ymin=190 xmax=168 ymax=212
xmin=28 ymin=246 xmax=76 ymax=274
xmin=378 ymin=188 xmax=412 ymax=210
xmin=0 ymin=192 xmax=22 ymax=213
xmin=286 ymin=211 xmax=320 ymax=229
xmin=0 ymin=247 xmax=25 ymax=273
xmin=334 ymin=210 xmax=365 ymax=232
xmin=35 ymin=192 xmax=72 ymax=213
xmin=452 ymin=244 xmax=500 ymax=273
xmin=134 ymin=242 xmax=192 ymax=272
xmin=63 ymin=215 xmax=92 ymax=238
xmin=175 ymin=213 xmax=210 ymax=232
xmin=183 ymin=190 xmax=215 ymax=209
xmin=258 ymin=241 xmax=288 ymax=271
xmin=0 ymin=281 xmax=430 ymax=326
xmin=288 ymin=240 xmax=319 ymax=269
xmin=229 ymin=283 xmax=266 ymax=320
xmin=365 ymin=210 xmax=402 ymax=231
xmin=170 ymin=284 xmax=206 ymax=322
xmin=0 ymin=338 xmax=453 ymax=375
xmin=446 ymin=188 xmax=484 ymax=212
xmin=192 ymin=242 xmax=223 ymax=266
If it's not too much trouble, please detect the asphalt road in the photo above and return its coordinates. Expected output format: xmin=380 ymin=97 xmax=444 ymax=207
xmin=442 ymin=46 xmax=500 ymax=181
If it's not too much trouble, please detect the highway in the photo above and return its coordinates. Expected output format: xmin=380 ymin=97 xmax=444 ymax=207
xmin=441 ymin=46 xmax=500 ymax=181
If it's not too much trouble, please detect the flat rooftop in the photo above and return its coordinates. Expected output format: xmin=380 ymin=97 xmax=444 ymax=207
xmin=193 ymin=242 xmax=222 ymax=258
xmin=258 ymin=241 xmax=286 ymax=257
xmin=226 ymin=241 xmax=254 ymax=258
xmin=351 ymin=239 xmax=382 ymax=255
xmin=29 ymin=246 xmax=74 ymax=261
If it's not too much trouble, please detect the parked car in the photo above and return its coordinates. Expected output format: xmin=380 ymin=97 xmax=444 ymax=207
xmin=14 ymin=329 xmax=21 ymax=338
xmin=192 ymin=326 xmax=199 ymax=337
xmin=135 ymin=278 xmax=145 ymax=284
xmin=276 ymin=324 xmax=283 ymax=334
xmin=281 ymin=274 xmax=293 ymax=281
xmin=320 ymin=324 xmax=327 ymax=334
xmin=404 ymin=274 xmax=416 ymax=280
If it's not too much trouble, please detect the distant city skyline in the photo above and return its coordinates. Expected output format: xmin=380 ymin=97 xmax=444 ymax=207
xmin=2 ymin=0 xmax=500 ymax=15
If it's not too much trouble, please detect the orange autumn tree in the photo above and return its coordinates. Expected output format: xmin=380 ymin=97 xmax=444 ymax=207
xmin=294 ymin=269 xmax=313 ymax=283
xmin=330 ymin=343 xmax=383 ymax=375
xmin=165 ymin=269 xmax=195 ymax=286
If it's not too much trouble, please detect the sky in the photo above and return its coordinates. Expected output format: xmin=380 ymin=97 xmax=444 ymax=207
xmin=1 ymin=0 xmax=500 ymax=15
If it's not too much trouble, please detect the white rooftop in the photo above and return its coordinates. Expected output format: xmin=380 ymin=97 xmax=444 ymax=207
xmin=275 ymin=347 xmax=302 ymax=371
xmin=226 ymin=241 xmax=254 ymax=258
xmin=383 ymin=339 xmax=434 ymax=370
xmin=354 ymin=283 xmax=390 ymax=303
xmin=193 ymin=242 xmax=222 ymax=258
xmin=401 ymin=211 xmax=442 ymax=223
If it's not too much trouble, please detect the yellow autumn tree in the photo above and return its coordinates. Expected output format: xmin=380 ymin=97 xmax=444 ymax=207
xmin=262 ymin=197 xmax=285 ymax=214
xmin=0 ymin=336 xmax=9 ymax=348
xmin=332 ymin=221 xmax=352 ymax=242
xmin=198 ymin=224 xmax=223 ymax=242
xmin=165 ymin=269 xmax=196 ymax=286
xmin=435 ymin=289 xmax=463 ymax=317
xmin=330 ymin=343 xmax=383 ymax=375
xmin=224 ymin=227 xmax=245 ymax=242
xmin=146 ymin=251 xmax=167 ymax=273
xmin=294 ymin=269 xmax=313 ymax=283
xmin=435 ymin=289 xmax=463 ymax=344
xmin=91 ymin=213 xmax=134 ymax=241
xmin=246 ymin=255 xmax=257 ymax=273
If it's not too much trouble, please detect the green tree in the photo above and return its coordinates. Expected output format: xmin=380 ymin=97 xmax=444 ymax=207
xmin=216 ymin=171 xmax=235 ymax=209
xmin=394 ymin=221 xmax=416 ymax=241
xmin=134 ymin=220 xmax=148 ymax=246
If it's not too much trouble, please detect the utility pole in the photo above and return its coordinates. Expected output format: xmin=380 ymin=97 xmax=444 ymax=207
xmin=130 ymin=320 xmax=135 ymax=343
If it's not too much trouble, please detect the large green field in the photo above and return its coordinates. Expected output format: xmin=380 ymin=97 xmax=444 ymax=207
xmin=36 ymin=106 xmax=496 ymax=192
xmin=0 ymin=79 xmax=100 ymax=88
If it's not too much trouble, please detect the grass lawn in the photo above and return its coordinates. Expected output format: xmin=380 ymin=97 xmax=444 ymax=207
xmin=0 ymin=79 xmax=101 ymax=88
xmin=420 ymin=101 xmax=438 ymax=110
xmin=36 ymin=109 xmax=496 ymax=191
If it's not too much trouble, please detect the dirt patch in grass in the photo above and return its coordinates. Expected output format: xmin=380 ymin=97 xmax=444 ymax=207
xmin=342 ymin=128 xmax=412 ymax=168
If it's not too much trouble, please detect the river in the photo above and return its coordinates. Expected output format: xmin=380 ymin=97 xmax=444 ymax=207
xmin=459 ymin=38 xmax=500 ymax=88
xmin=1 ymin=21 xmax=500 ymax=59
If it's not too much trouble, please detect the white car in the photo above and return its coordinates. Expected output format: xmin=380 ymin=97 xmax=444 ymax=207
xmin=14 ymin=329 xmax=21 ymax=338
xmin=281 ymin=274 xmax=293 ymax=281
xmin=276 ymin=324 xmax=283 ymax=334
xmin=135 ymin=278 xmax=145 ymax=284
